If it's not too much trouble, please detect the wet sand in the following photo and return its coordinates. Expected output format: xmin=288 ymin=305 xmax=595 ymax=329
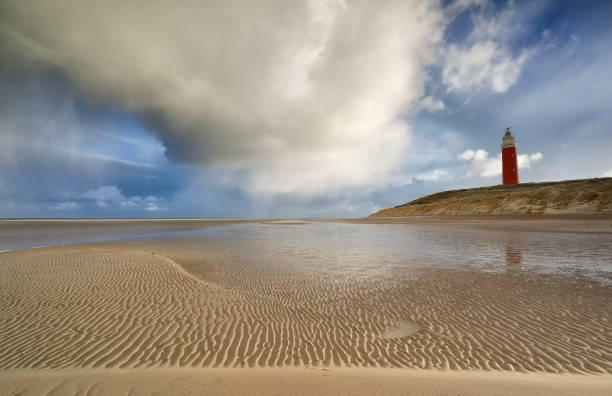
xmin=0 ymin=217 xmax=611 ymax=394
xmin=0 ymin=219 xmax=253 ymax=251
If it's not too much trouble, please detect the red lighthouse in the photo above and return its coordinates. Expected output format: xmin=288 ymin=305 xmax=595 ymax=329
xmin=501 ymin=127 xmax=519 ymax=185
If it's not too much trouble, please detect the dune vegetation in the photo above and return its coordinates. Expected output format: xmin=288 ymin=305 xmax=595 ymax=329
xmin=371 ymin=178 xmax=612 ymax=216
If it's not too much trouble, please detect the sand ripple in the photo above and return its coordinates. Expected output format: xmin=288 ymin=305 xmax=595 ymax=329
xmin=0 ymin=245 xmax=611 ymax=374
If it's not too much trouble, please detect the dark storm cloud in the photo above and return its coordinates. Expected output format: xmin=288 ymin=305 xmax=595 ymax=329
xmin=0 ymin=0 xmax=449 ymax=195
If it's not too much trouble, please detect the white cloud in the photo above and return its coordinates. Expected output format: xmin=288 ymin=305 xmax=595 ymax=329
xmin=443 ymin=42 xmax=531 ymax=93
xmin=0 ymin=0 xmax=446 ymax=196
xmin=81 ymin=185 xmax=124 ymax=203
xmin=518 ymin=152 xmax=542 ymax=169
xmin=50 ymin=201 xmax=80 ymax=210
xmin=419 ymin=95 xmax=446 ymax=112
xmin=415 ymin=168 xmax=447 ymax=181
xmin=601 ymin=169 xmax=612 ymax=177
xmin=441 ymin=2 xmax=534 ymax=94
xmin=458 ymin=149 xmax=542 ymax=178
xmin=79 ymin=185 xmax=166 ymax=211
xmin=445 ymin=0 xmax=487 ymax=14
xmin=145 ymin=203 xmax=163 ymax=212
xmin=0 ymin=0 xmax=546 ymax=203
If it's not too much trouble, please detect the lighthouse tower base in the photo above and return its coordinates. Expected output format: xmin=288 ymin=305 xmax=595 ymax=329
xmin=502 ymin=146 xmax=519 ymax=185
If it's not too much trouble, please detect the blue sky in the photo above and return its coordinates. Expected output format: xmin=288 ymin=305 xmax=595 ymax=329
xmin=1 ymin=0 xmax=611 ymax=218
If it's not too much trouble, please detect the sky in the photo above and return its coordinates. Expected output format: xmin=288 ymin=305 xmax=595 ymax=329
xmin=1 ymin=0 xmax=611 ymax=218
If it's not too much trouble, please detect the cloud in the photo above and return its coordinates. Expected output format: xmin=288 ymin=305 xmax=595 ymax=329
xmin=80 ymin=185 xmax=124 ymax=203
xmin=79 ymin=185 xmax=166 ymax=212
xmin=458 ymin=149 xmax=542 ymax=178
xmin=443 ymin=42 xmax=531 ymax=93
xmin=415 ymin=168 xmax=448 ymax=182
xmin=445 ymin=0 xmax=487 ymax=14
xmin=10 ymin=1 xmax=603 ymax=219
xmin=144 ymin=201 xmax=163 ymax=212
xmin=50 ymin=201 xmax=80 ymax=211
xmin=442 ymin=2 xmax=534 ymax=93
xmin=518 ymin=152 xmax=542 ymax=170
xmin=419 ymin=96 xmax=447 ymax=113
xmin=0 ymin=0 xmax=447 ymax=196
xmin=601 ymin=170 xmax=612 ymax=177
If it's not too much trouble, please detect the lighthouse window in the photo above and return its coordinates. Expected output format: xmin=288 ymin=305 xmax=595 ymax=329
xmin=512 ymin=154 xmax=515 ymax=158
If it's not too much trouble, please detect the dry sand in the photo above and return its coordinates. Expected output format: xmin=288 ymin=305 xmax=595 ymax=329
xmin=1 ymin=218 xmax=611 ymax=394
xmin=2 ymin=368 xmax=611 ymax=396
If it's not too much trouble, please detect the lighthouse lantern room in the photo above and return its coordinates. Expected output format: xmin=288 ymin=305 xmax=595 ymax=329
xmin=501 ymin=127 xmax=519 ymax=185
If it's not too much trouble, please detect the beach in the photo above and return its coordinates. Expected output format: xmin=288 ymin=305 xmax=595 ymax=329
xmin=1 ymin=218 xmax=611 ymax=395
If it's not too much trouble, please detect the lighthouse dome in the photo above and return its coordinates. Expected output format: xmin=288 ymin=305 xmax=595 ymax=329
xmin=502 ymin=128 xmax=516 ymax=148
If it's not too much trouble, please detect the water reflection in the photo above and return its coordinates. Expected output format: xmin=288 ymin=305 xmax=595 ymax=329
xmin=1 ymin=220 xmax=610 ymax=283
xmin=195 ymin=222 xmax=611 ymax=282
xmin=505 ymin=246 xmax=523 ymax=266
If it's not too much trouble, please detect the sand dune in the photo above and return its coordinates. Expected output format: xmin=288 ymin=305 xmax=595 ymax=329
xmin=371 ymin=177 xmax=612 ymax=216
xmin=1 ymin=242 xmax=610 ymax=374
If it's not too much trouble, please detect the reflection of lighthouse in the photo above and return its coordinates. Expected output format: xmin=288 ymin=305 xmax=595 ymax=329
xmin=501 ymin=127 xmax=519 ymax=185
xmin=505 ymin=246 xmax=523 ymax=266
